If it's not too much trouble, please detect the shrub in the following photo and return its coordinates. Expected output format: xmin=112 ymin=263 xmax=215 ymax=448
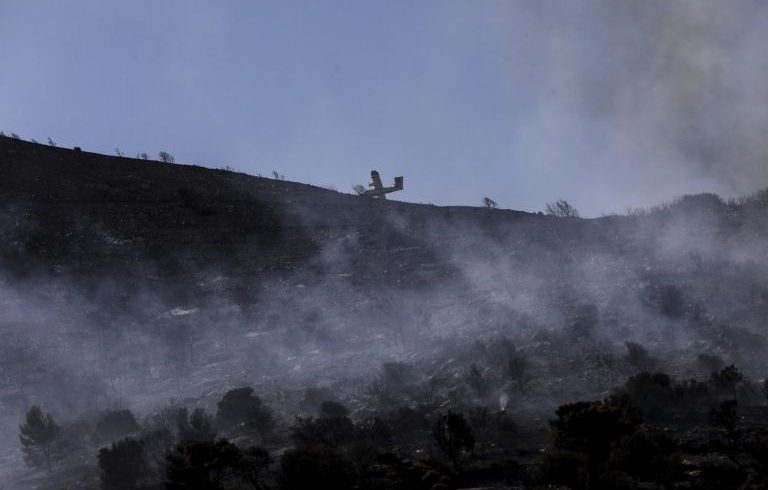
xmin=158 ymin=151 xmax=175 ymax=163
xmin=545 ymin=199 xmax=580 ymax=217
xmin=482 ymin=197 xmax=497 ymax=209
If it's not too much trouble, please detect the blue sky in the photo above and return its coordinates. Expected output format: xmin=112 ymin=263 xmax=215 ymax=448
xmin=2 ymin=1 xmax=767 ymax=216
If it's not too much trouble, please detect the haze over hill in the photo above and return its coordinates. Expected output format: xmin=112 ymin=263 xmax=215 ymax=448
xmin=2 ymin=136 xmax=768 ymax=488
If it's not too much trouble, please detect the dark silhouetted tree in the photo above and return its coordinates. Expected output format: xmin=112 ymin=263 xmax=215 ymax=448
xmin=95 ymin=409 xmax=140 ymax=442
xmin=165 ymin=439 xmax=242 ymax=490
xmin=165 ymin=439 xmax=268 ymax=490
xmin=545 ymin=199 xmax=580 ymax=217
xmin=711 ymin=365 xmax=744 ymax=399
xmin=352 ymin=184 xmax=366 ymax=195
xmin=98 ymin=437 xmax=147 ymax=490
xmin=140 ymin=428 xmax=174 ymax=475
xmin=178 ymin=408 xmax=216 ymax=442
xmin=547 ymin=396 xmax=641 ymax=489
xmin=19 ymin=406 xmax=61 ymax=471
xmin=238 ymin=446 xmax=270 ymax=490
xmin=158 ymin=151 xmax=175 ymax=163
xmin=432 ymin=411 xmax=475 ymax=471
xmin=482 ymin=197 xmax=497 ymax=209
xmin=711 ymin=399 xmax=740 ymax=464
xmin=215 ymin=387 xmax=274 ymax=439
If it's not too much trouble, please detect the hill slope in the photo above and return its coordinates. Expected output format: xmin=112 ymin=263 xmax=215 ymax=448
xmin=2 ymin=136 xmax=768 ymax=488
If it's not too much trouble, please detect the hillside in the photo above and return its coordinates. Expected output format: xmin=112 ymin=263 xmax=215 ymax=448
xmin=3 ymin=135 xmax=768 ymax=488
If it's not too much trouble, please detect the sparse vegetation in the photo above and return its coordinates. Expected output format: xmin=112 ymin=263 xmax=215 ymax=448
xmin=482 ymin=196 xmax=497 ymax=209
xmin=545 ymin=199 xmax=580 ymax=217
xmin=158 ymin=151 xmax=175 ymax=163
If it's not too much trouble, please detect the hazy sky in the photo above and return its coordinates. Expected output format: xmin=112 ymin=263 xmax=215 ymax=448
xmin=2 ymin=1 xmax=767 ymax=216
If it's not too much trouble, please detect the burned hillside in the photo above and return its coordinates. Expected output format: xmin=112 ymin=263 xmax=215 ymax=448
xmin=2 ymin=135 xmax=768 ymax=488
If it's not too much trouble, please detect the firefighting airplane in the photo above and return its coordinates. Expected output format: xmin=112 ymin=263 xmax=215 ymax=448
xmin=362 ymin=170 xmax=404 ymax=199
